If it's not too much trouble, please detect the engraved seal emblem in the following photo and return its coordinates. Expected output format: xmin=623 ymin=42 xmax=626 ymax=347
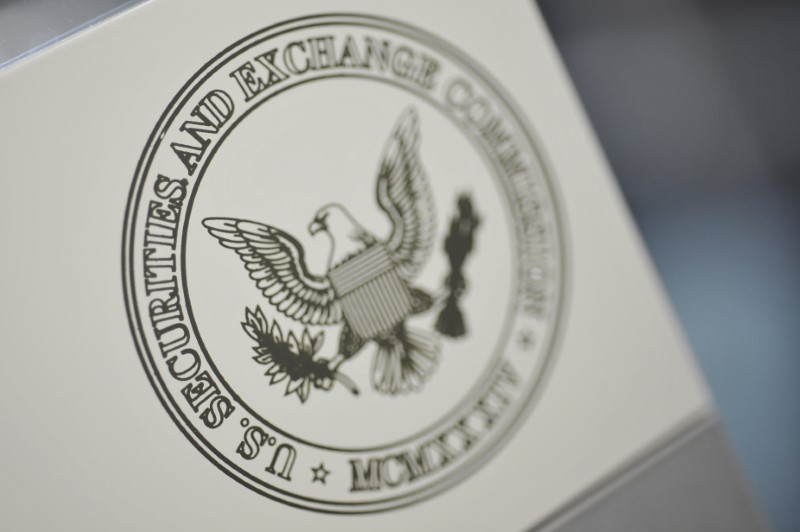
xmin=123 ymin=13 xmax=565 ymax=513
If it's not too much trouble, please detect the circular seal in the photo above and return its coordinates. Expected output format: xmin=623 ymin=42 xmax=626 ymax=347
xmin=123 ymin=14 xmax=565 ymax=513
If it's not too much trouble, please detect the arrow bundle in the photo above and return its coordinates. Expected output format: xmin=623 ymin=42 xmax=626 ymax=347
xmin=436 ymin=194 xmax=481 ymax=338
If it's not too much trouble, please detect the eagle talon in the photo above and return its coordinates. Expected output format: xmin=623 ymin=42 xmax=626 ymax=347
xmin=309 ymin=356 xmax=359 ymax=396
xmin=328 ymin=353 xmax=347 ymax=372
xmin=313 ymin=374 xmax=334 ymax=391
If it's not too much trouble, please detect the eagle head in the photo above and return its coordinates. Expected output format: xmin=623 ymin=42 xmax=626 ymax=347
xmin=308 ymin=203 xmax=377 ymax=269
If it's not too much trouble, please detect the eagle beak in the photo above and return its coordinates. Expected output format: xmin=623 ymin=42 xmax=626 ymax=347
xmin=308 ymin=218 xmax=326 ymax=236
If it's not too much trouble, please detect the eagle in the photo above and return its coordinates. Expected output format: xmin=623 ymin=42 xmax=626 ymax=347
xmin=203 ymin=108 xmax=440 ymax=395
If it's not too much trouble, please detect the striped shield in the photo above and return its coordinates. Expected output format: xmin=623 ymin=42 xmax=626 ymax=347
xmin=328 ymin=245 xmax=414 ymax=338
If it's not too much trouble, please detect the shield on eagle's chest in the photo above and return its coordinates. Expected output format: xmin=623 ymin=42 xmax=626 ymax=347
xmin=328 ymin=245 xmax=414 ymax=338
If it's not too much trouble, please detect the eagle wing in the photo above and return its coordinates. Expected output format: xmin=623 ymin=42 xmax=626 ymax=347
xmin=203 ymin=218 xmax=343 ymax=325
xmin=375 ymin=108 xmax=436 ymax=279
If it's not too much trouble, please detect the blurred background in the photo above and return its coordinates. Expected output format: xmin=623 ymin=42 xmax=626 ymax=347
xmin=1 ymin=0 xmax=797 ymax=529
xmin=539 ymin=1 xmax=800 ymax=530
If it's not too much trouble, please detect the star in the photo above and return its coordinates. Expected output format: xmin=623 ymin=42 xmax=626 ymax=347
xmin=517 ymin=329 xmax=535 ymax=350
xmin=311 ymin=462 xmax=330 ymax=484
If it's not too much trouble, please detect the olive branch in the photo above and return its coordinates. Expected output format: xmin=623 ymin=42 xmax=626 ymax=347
xmin=241 ymin=306 xmax=358 ymax=403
